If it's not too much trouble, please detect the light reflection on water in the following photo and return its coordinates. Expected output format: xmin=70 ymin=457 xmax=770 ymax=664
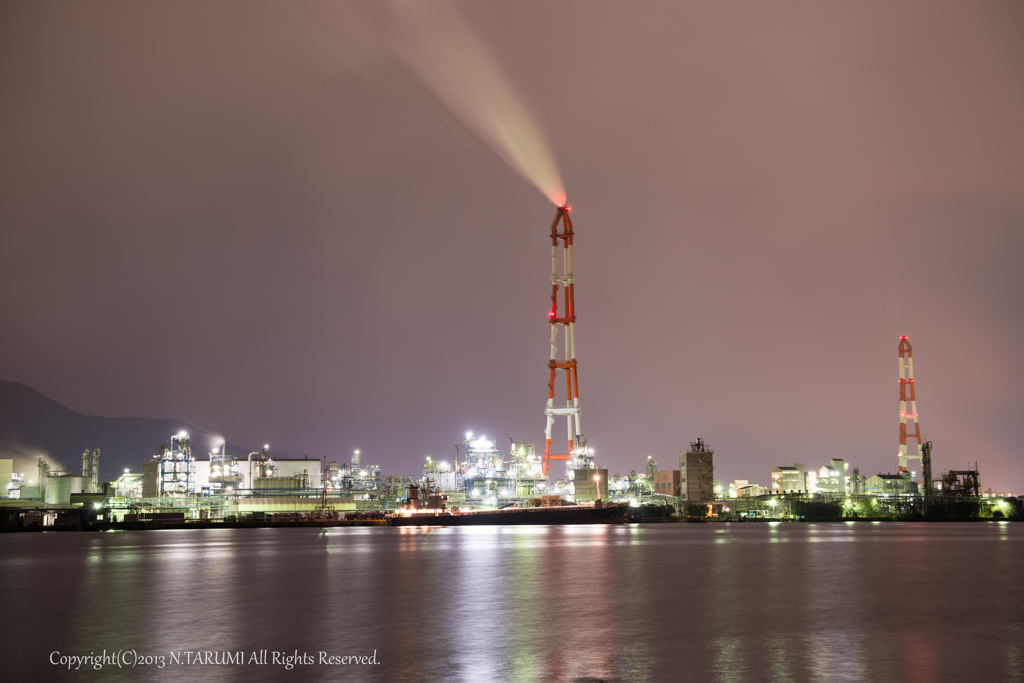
xmin=1 ymin=523 xmax=1022 ymax=682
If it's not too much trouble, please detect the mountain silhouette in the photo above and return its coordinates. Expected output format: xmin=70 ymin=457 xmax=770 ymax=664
xmin=0 ymin=380 xmax=249 ymax=483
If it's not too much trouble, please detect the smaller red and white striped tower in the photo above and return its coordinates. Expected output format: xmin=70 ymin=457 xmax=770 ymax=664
xmin=542 ymin=205 xmax=585 ymax=476
xmin=897 ymin=336 xmax=923 ymax=474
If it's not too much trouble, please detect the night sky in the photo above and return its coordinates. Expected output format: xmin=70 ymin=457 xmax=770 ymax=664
xmin=2 ymin=1 xmax=1022 ymax=491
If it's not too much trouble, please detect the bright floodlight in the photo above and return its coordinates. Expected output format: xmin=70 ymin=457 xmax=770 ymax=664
xmin=124 ymin=468 xmax=129 ymax=474
xmin=264 ymin=444 xmax=269 ymax=450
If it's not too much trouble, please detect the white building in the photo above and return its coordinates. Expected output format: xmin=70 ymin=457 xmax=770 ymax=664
xmin=865 ymin=472 xmax=917 ymax=496
xmin=771 ymin=463 xmax=806 ymax=493
xmin=816 ymin=459 xmax=848 ymax=494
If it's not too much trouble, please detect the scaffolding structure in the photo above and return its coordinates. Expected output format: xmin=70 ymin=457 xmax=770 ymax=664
xmin=508 ymin=439 xmax=546 ymax=497
xmin=160 ymin=433 xmax=194 ymax=496
xmin=454 ymin=435 xmax=517 ymax=507
xmin=940 ymin=464 xmax=981 ymax=497
xmin=209 ymin=453 xmax=243 ymax=494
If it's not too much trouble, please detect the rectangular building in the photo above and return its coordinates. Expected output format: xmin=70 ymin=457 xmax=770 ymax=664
xmin=865 ymin=473 xmax=918 ymax=495
xmin=142 ymin=461 xmax=159 ymax=498
xmin=654 ymin=469 xmax=680 ymax=497
xmin=771 ymin=463 xmax=806 ymax=493
xmin=736 ymin=484 xmax=764 ymax=497
xmin=816 ymin=459 xmax=847 ymax=493
xmin=679 ymin=438 xmax=715 ymax=504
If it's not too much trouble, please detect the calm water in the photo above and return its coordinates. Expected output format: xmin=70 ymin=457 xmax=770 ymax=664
xmin=2 ymin=523 xmax=1022 ymax=682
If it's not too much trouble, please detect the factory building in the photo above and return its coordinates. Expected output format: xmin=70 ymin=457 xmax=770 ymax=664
xmin=430 ymin=435 xmax=550 ymax=508
xmin=736 ymin=483 xmax=764 ymax=497
xmin=771 ymin=463 xmax=806 ymax=493
xmin=14 ymin=449 xmax=104 ymax=505
xmin=142 ymin=460 xmax=159 ymax=497
xmin=815 ymin=459 xmax=848 ymax=494
xmin=865 ymin=472 xmax=917 ymax=496
xmin=139 ymin=435 xmax=327 ymax=499
xmin=422 ymin=459 xmax=461 ymax=492
xmin=728 ymin=479 xmax=765 ymax=498
xmin=654 ymin=469 xmax=680 ymax=497
xmin=110 ymin=472 xmax=143 ymax=498
xmin=253 ymin=457 xmax=322 ymax=489
xmin=679 ymin=438 xmax=715 ymax=504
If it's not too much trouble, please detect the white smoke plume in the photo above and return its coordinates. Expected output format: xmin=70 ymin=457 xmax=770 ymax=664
xmin=1 ymin=441 xmax=65 ymax=485
xmin=294 ymin=1 xmax=567 ymax=206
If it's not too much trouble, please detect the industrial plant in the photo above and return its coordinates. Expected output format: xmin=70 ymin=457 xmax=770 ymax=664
xmin=0 ymin=208 xmax=1016 ymax=528
xmin=2 ymin=326 xmax=1014 ymax=529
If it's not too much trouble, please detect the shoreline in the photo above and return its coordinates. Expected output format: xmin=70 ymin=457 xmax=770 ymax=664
xmin=2 ymin=517 xmax=1018 ymax=533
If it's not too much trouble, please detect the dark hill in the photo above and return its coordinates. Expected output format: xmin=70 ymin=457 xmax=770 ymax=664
xmin=0 ymin=380 xmax=249 ymax=482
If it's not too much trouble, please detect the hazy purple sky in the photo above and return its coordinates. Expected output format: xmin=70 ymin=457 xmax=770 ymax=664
xmin=2 ymin=1 xmax=1022 ymax=490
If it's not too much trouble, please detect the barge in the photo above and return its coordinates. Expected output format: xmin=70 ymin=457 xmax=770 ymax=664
xmin=387 ymin=483 xmax=628 ymax=526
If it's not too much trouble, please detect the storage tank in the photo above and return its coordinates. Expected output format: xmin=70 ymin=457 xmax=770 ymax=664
xmin=45 ymin=475 xmax=92 ymax=505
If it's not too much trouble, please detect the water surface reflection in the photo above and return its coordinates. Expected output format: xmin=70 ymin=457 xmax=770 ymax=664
xmin=1 ymin=523 xmax=1021 ymax=682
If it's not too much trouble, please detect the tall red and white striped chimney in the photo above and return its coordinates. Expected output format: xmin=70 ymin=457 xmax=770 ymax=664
xmin=542 ymin=205 xmax=585 ymax=476
xmin=898 ymin=336 xmax=923 ymax=474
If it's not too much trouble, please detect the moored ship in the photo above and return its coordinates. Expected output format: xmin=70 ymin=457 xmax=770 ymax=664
xmin=387 ymin=484 xmax=628 ymax=527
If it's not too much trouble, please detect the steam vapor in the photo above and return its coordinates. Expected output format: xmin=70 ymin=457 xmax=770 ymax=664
xmin=297 ymin=1 xmax=566 ymax=206
xmin=2 ymin=441 xmax=65 ymax=482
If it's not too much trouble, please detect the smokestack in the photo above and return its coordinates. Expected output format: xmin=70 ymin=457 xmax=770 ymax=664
xmin=898 ymin=336 xmax=923 ymax=475
xmin=38 ymin=456 xmax=49 ymax=496
xmin=541 ymin=205 xmax=584 ymax=476
xmin=82 ymin=449 xmax=90 ymax=477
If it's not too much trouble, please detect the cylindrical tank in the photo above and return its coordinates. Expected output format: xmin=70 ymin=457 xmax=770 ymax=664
xmin=45 ymin=475 xmax=92 ymax=505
